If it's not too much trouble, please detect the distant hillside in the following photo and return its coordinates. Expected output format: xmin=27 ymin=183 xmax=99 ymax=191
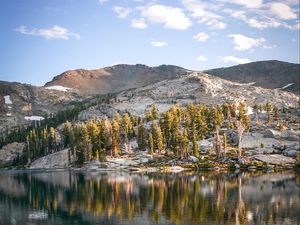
xmin=204 ymin=60 xmax=300 ymax=94
xmin=45 ymin=64 xmax=187 ymax=94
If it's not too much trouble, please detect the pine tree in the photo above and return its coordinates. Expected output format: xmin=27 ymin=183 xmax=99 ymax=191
xmin=151 ymin=104 xmax=159 ymax=120
xmin=156 ymin=126 xmax=164 ymax=154
xmin=181 ymin=128 xmax=189 ymax=159
xmin=121 ymin=113 xmax=133 ymax=153
xmin=137 ymin=121 xmax=147 ymax=151
xmin=236 ymin=121 xmax=246 ymax=158
xmin=149 ymin=133 xmax=154 ymax=155
xmin=49 ymin=127 xmax=56 ymax=153
xmin=265 ymin=101 xmax=272 ymax=124
xmin=63 ymin=121 xmax=72 ymax=148
xmin=111 ymin=118 xmax=120 ymax=156
xmin=87 ymin=120 xmax=100 ymax=159
xmin=41 ymin=128 xmax=48 ymax=156
xmin=192 ymin=125 xmax=199 ymax=157
xmin=273 ymin=104 xmax=279 ymax=122
xmin=223 ymin=133 xmax=227 ymax=154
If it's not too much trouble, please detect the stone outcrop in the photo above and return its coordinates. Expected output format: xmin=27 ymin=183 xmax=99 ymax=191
xmin=30 ymin=149 xmax=72 ymax=169
xmin=0 ymin=142 xmax=25 ymax=164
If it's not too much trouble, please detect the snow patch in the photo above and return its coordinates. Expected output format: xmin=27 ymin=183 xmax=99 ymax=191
xmin=6 ymin=113 xmax=11 ymax=116
xmin=4 ymin=95 xmax=12 ymax=104
xmin=245 ymin=82 xmax=256 ymax=86
xmin=24 ymin=116 xmax=45 ymax=121
xmin=45 ymin=85 xmax=73 ymax=92
xmin=279 ymin=83 xmax=294 ymax=90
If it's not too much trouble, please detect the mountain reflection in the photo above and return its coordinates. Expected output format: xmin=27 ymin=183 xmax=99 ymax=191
xmin=0 ymin=171 xmax=299 ymax=225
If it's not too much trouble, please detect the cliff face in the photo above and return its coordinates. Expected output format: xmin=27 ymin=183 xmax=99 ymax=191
xmin=205 ymin=60 xmax=300 ymax=94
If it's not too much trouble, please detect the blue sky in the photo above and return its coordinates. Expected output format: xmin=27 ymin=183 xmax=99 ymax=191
xmin=0 ymin=0 xmax=299 ymax=85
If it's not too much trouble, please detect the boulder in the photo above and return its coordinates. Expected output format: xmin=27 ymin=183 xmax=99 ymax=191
xmin=30 ymin=149 xmax=72 ymax=169
xmin=281 ymin=130 xmax=300 ymax=141
xmin=253 ymin=154 xmax=296 ymax=165
xmin=199 ymin=140 xmax=213 ymax=152
xmin=240 ymin=133 xmax=280 ymax=149
xmin=188 ymin=155 xmax=199 ymax=163
xmin=0 ymin=142 xmax=25 ymax=164
xmin=283 ymin=149 xmax=299 ymax=157
xmin=263 ymin=129 xmax=281 ymax=139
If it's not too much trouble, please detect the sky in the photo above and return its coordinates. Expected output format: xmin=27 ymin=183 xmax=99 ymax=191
xmin=0 ymin=0 xmax=299 ymax=85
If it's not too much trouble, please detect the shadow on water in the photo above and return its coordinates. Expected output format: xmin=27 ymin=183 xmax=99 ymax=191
xmin=0 ymin=170 xmax=299 ymax=225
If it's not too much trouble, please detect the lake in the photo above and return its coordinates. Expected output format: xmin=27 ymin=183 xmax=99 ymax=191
xmin=0 ymin=170 xmax=299 ymax=225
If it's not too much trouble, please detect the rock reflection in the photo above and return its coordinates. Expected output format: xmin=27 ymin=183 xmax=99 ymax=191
xmin=0 ymin=171 xmax=299 ymax=225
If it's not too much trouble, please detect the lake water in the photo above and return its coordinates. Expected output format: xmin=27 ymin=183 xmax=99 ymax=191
xmin=0 ymin=170 xmax=299 ymax=225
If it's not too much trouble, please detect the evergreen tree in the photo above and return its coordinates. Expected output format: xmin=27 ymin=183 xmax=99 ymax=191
xmin=137 ymin=121 xmax=147 ymax=151
xmin=149 ymin=133 xmax=154 ymax=155
xmin=156 ymin=126 xmax=164 ymax=153
xmin=265 ymin=101 xmax=272 ymax=124
xmin=111 ymin=118 xmax=120 ymax=156
xmin=181 ymin=128 xmax=189 ymax=159
xmin=192 ymin=125 xmax=199 ymax=157
xmin=121 ymin=113 xmax=133 ymax=153
xmin=273 ymin=104 xmax=279 ymax=122
xmin=48 ymin=127 xmax=56 ymax=153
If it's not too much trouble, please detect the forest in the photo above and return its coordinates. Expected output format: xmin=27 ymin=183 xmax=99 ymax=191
xmin=16 ymin=100 xmax=288 ymax=167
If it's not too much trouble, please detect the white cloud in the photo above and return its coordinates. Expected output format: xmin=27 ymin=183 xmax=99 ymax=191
xmin=219 ymin=56 xmax=251 ymax=64
xmin=98 ymin=0 xmax=107 ymax=4
xmin=228 ymin=34 xmax=265 ymax=51
xmin=221 ymin=0 xmax=263 ymax=8
xmin=141 ymin=5 xmax=192 ymax=30
xmin=151 ymin=41 xmax=168 ymax=47
xmin=182 ymin=0 xmax=226 ymax=29
xmin=193 ymin=32 xmax=210 ymax=42
xmin=15 ymin=25 xmax=80 ymax=40
xmin=270 ymin=3 xmax=297 ymax=20
xmin=113 ymin=6 xmax=132 ymax=18
xmin=131 ymin=18 xmax=148 ymax=29
xmin=196 ymin=56 xmax=207 ymax=61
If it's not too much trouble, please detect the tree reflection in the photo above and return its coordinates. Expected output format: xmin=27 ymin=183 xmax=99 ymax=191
xmin=0 ymin=171 xmax=299 ymax=225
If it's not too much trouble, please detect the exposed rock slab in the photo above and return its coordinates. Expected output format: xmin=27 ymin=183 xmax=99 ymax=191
xmin=253 ymin=154 xmax=296 ymax=165
xmin=30 ymin=149 xmax=72 ymax=169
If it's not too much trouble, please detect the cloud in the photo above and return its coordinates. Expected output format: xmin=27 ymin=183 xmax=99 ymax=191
xmin=131 ymin=18 xmax=148 ymax=29
xmin=141 ymin=5 xmax=192 ymax=30
xmin=182 ymin=0 xmax=226 ymax=29
xmin=270 ymin=3 xmax=297 ymax=20
xmin=15 ymin=25 xmax=80 ymax=40
xmin=113 ymin=6 xmax=132 ymax=18
xmin=196 ymin=56 xmax=207 ymax=61
xmin=221 ymin=0 xmax=262 ymax=8
xmin=219 ymin=56 xmax=251 ymax=64
xmin=193 ymin=32 xmax=210 ymax=42
xmin=151 ymin=41 xmax=168 ymax=47
xmin=228 ymin=34 xmax=265 ymax=51
xmin=98 ymin=0 xmax=108 ymax=4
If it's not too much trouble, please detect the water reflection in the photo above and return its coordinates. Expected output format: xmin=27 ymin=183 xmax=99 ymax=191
xmin=0 ymin=170 xmax=299 ymax=225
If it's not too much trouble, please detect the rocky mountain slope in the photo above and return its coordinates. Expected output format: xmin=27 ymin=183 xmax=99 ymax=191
xmin=205 ymin=60 xmax=300 ymax=93
xmin=0 ymin=81 xmax=82 ymax=132
xmin=45 ymin=64 xmax=187 ymax=94
xmin=79 ymin=71 xmax=299 ymax=120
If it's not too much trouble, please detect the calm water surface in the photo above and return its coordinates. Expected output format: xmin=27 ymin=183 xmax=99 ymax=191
xmin=0 ymin=170 xmax=299 ymax=225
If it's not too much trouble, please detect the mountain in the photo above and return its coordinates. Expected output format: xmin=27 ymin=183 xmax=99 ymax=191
xmin=78 ymin=71 xmax=299 ymax=120
xmin=0 ymin=81 xmax=82 ymax=132
xmin=45 ymin=64 xmax=187 ymax=94
xmin=204 ymin=60 xmax=300 ymax=93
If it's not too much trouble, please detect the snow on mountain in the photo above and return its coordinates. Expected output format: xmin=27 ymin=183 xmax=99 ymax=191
xmin=279 ymin=83 xmax=294 ymax=90
xmin=4 ymin=95 xmax=12 ymax=104
xmin=45 ymin=85 xmax=73 ymax=92
xmin=24 ymin=116 xmax=45 ymax=121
